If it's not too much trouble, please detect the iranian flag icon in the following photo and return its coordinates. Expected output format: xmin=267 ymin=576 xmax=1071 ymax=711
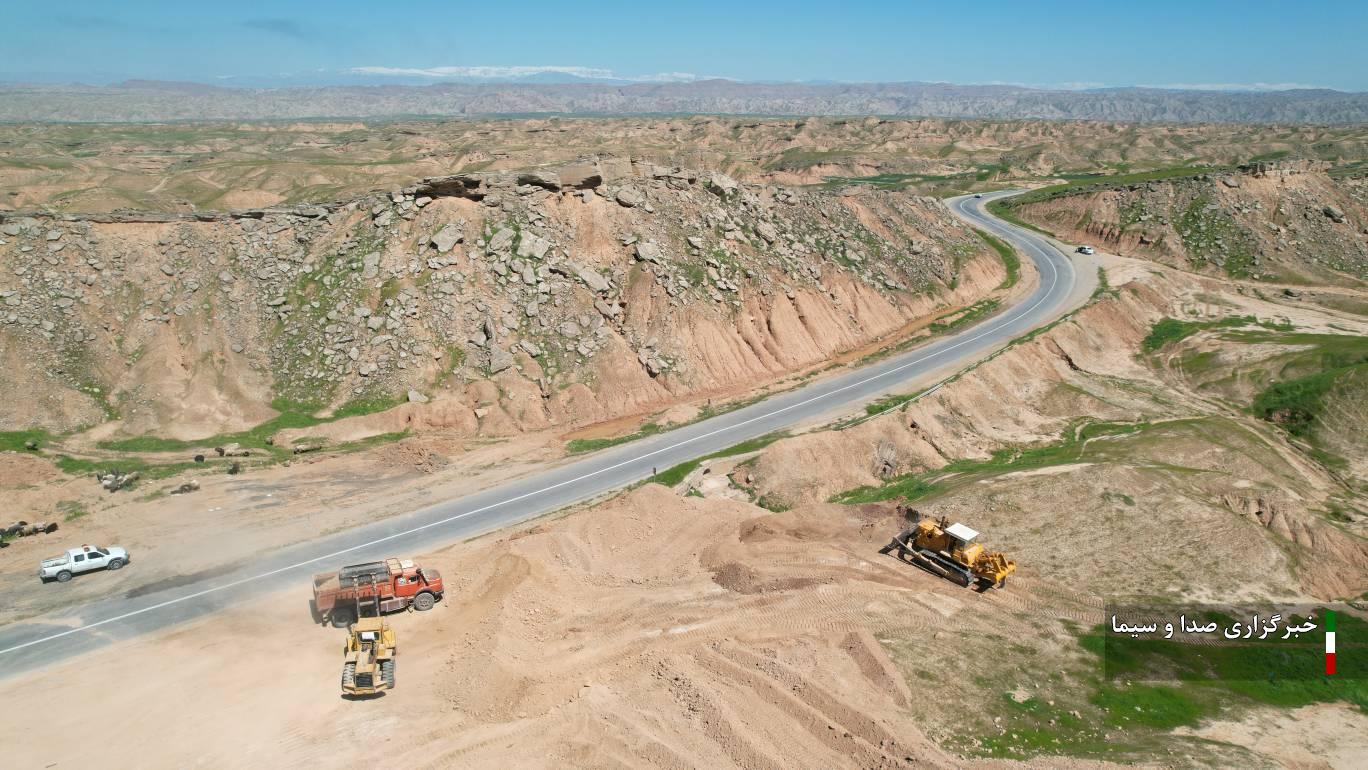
xmin=1326 ymin=610 xmax=1336 ymax=676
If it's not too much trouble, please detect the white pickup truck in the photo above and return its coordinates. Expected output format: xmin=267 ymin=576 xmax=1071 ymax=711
xmin=38 ymin=544 xmax=130 ymax=583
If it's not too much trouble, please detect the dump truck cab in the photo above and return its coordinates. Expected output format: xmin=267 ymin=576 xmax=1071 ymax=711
xmin=341 ymin=617 xmax=396 ymax=696
xmin=312 ymin=557 xmax=443 ymax=627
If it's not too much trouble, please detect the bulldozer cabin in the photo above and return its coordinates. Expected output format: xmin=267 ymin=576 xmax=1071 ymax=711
xmin=880 ymin=508 xmax=1016 ymax=590
xmin=341 ymin=617 xmax=396 ymax=697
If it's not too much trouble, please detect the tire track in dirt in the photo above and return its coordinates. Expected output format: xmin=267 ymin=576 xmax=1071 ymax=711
xmin=652 ymin=655 xmax=788 ymax=770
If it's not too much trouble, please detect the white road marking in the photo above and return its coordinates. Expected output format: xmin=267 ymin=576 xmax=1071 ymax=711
xmin=0 ymin=195 xmax=1070 ymax=658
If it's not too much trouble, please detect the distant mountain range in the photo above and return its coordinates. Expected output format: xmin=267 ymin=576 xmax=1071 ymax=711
xmin=3 ymin=79 xmax=1367 ymax=123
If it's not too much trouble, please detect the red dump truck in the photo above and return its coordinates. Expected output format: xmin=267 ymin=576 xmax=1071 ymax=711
xmin=312 ymin=557 xmax=444 ymax=627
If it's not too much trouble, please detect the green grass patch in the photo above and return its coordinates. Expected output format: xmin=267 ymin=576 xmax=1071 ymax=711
xmin=53 ymin=455 xmax=199 ymax=481
xmin=96 ymin=394 xmax=403 ymax=455
xmin=755 ymin=494 xmax=792 ymax=512
xmin=653 ymin=433 xmax=789 ymax=487
xmin=56 ymin=500 xmax=90 ymax=522
xmin=831 ymin=419 xmax=1152 ymax=504
xmin=54 ymin=397 xmax=404 ymax=481
xmin=1253 ymin=361 xmax=1366 ymax=439
xmin=1007 ymin=165 xmax=1229 ymax=207
xmin=1141 ymin=315 xmax=1293 ymax=354
xmin=929 ymin=298 xmax=1000 ymax=334
xmin=333 ymin=393 xmax=405 ymax=419
xmin=433 ymin=345 xmax=466 ymax=387
xmin=974 ymin=229 xmax=1020 ymax=290
xmin=91 ymin=435 xmax=193 ymax=453
xmin=568 ymin=422 xmax=664 ymax=454
xmin=0 ymin=429 xmax=52 ymax=452
xmin=1089 ymin=684 xmax=1205 ymax=730
xmin=864 ymin=390 xmax=926 ymax=416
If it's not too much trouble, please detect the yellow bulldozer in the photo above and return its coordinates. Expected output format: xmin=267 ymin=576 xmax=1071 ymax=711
xmin=879 ymin=508 xmax=1015 ymax=590
xmin=341 ymin=617 xmax=396 ymax=696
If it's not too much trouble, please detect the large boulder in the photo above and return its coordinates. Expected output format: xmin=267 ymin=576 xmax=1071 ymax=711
xmin=570 ymin=262 xmax=610 ymax=292
xmin=706 ymin=172 xmax=740 ymax=198
xmin=487 ymin=228 xmax=516 ymax=254
xmin=557 ymin=163 xmax=603 ymax=190
xmin=488 ymin=347 xmax=515 ymax=374
xmin=634 ymin=242 xmax=665 ymax=264
xmin=516 ymin=233 xmax=551 ymax=260
xmin=430 ymin=224 xmax=463 ymax=253
xmin=517 ymin=170 xmax=561 ymax=191
xmin=615 ymin=187 xmax=646 ymax=208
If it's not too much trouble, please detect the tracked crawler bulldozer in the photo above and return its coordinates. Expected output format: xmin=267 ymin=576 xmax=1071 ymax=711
xmin=341 ymin=617 xmax=396 ymax=696
xmin=880 ymin=508 xmax=1015 ymax=590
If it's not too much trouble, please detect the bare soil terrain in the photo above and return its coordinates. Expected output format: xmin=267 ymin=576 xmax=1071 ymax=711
xmin=2 ymin=120 xmax=1366 ymax=769
xmin=3 ymin=118 xmax=1366 ymax=214
xmin=3 ymin=250 xmax=1365 ymax=769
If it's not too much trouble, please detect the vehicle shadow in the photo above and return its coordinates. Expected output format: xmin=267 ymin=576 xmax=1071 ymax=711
xmin=340 ymin=691 xmax=389 ymax=701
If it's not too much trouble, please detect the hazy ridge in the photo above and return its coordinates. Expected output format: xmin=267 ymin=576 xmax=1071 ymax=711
xmin=5 ymin=80 xmax=1368 ymax=123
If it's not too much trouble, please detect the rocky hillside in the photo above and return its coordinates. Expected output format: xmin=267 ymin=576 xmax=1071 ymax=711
xmin=1003 ymin=161 xmax=1368 ymax=282
xmin=0 ymin=160 xmax=1004 ymax=440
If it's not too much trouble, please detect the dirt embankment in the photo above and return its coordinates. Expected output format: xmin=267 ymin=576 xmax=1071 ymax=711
xmin=747 ymin=259 xmax=1368 ymax=601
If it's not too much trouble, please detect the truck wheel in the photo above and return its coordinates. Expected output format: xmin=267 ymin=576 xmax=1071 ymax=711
xmin=107 ymin=558 xmax=124 ymax=571
xmin=56 ymin=570 xmax=72 ymax=583
xmin=330 ymin=609 xmax=354 ymax=629
xmin=412 ymin=592 xmax=435 ymax=611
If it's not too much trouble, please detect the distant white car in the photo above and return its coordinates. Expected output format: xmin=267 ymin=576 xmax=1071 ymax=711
xmin=973 ymin=194 xmax=984 ymax=199
xmin=39 ymin=544 xmax=130 ymax=583
xmin=1077 ymin=246 xmax=1095 ymax=255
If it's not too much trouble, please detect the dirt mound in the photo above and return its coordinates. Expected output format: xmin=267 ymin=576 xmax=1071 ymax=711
xmin=1224 ymin=493 xmax=1368 ymax=599
xmin=752 ymin=287 xmax=1165 ymax=508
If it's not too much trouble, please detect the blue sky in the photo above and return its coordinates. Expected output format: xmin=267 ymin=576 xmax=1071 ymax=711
xmin=3 ymin=0 xmax=1365 ymax=90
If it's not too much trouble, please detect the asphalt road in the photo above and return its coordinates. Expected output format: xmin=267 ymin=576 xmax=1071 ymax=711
xmin=0 ymin=191 xmax=1079 ymax=676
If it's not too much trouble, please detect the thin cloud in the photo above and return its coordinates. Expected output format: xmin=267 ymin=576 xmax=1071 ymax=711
xmin=350 ymin=65 xmax=703 ymax=82
xmin=1138 ymin=82 xmax=1325 ymax=92
xmin=243 ymin=18 xmax=308 ymax=40
xmin=970 ymin=80 xmax=1108 ymax=91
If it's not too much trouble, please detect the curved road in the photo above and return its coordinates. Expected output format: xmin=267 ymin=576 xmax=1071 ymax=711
xmin=0 ymin=191 xmax=1079 ymax=676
